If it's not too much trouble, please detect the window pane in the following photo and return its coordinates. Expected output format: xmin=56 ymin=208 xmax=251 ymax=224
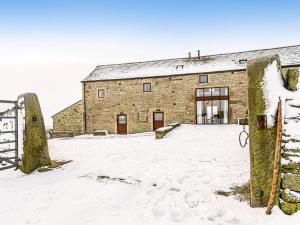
xmin=200 ymin=75 xmax=208 ymax=83
xmin=220 ymin=87 xmax=228 ymax=96
xmin=205 ymin=100 xmax=212 ymax=124
xmin=211 ymin=88 xmax=220 ymax=96
xmin=98 ymin=89 xmax=105 ymax=98
xmin=143 ymin=83 xmax=151 ymax=92
xmin=204 ymin=88 xmax=211 ymax=97
xmin=154 ymin=112 xmax=163 ymax=121
xmin=220 ymin=100 xmax=229 ymax=124
xmin=196 ymin=89 xmax=203 ymax=97
xmin=118 ymin=115 xmax=126 ymax=124
xmin=196 ymin=101 xmax=205 ymax=124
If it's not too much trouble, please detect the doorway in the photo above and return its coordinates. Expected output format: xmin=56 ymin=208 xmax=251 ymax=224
xmin=153 ymin=112 xmax=164 ymax=130
xmin=117 ymin=114 xmax=127 ymax=134
xmin=196 ymin=87 xmax=229 ymax=124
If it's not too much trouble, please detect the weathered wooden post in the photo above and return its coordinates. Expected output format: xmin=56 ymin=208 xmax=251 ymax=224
xmin=18 ymin=93 xmax=51 ymax=174
xmin=247 ymin=56 xmax=280 ymax=207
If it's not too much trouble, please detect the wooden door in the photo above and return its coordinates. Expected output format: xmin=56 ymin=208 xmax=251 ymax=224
xmin=117 ymin=114 xmax=127 ymax=134
xmin=153 ymin=112 xmax=164 ymax=130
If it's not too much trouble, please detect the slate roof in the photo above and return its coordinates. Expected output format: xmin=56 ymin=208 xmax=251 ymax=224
xmin=82 ymin=45 xmax=300 ymax=82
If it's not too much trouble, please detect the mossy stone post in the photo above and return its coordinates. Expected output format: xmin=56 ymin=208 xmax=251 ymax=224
xmin=247 ymin=56 xmax=280 ymax=207
xmin=19 ymin=93 xmax=51 ymax=174
xmin=284 ymin=68 xmax=299 ymax=92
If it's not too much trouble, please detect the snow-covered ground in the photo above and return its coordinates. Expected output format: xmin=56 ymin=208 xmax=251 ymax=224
xmin=0 ymin=125 xmax=299 ymax=225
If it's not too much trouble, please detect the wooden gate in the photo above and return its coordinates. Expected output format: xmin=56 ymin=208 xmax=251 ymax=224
xmin=0 ymin=100 xmax=19 ymax=171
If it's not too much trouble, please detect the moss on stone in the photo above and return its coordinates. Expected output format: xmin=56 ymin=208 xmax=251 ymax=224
xmin=37 ymin=167 xmax=53 ymax=173
xmin=280 ymin=190 xmax=300 ymax=203
xmin=284 ymin=68 xmax=299 ymax=92
xmin=282 ymin=174 xmax=300 ymax=192
xmin=37 ymin=160 xmax=72 ymax=173
xmin=18 ymin=93 xmax=51 ymax=174
xmin=247 ymin=56 xmax=280 ymax=207
xmin=155 ymin=123 xmax=180 ymax=139
xmin=280 ymin=201 xmax=300 ymax=215
xmin=49 ymin=160 xmax=72 ymax=168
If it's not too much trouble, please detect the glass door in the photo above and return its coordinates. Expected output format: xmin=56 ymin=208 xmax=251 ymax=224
xmin=196 ymin=87 xmax=229 ymax=124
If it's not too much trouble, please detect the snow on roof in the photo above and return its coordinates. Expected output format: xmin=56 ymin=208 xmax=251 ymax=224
xmin=82 ymin=45 xmax=300 ymax=82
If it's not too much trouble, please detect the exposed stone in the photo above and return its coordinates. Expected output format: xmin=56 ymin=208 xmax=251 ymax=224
xmin=155 ymin=123 xmax=180 ymax=139
xmin=282 ymin=162 xmax=300 ymax=174
xmin=280 ymin=190 xmax=300 ymax=203
xmin=18 ymin=93 xmax=51 ymax=174
xmin=51 ymin=131 xmax=75 ymax=138
xmin=93 ymin=130 xmax=108 ymax=136
xmin=284 ymin=68 xmax=299 ymax=92
xmin=247 ymin=56 xmax=280 ymax=207
xmin=52 ymin=100 xmax=83 ymax=136
xmin=280 ymin=201 xmax=300 ymax=215
xmin=282 ymin=174 xmax=300 ymax=192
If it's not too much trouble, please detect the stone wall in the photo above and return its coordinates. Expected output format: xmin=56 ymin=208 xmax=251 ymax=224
xmin=52 ymin=100 xmax=83 ymax=134
xmin=83 ymin=71 xmax=248 ymax=134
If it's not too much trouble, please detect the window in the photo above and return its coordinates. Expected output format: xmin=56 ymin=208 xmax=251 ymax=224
xmin=199 ymin=75 xmax=208 ymax=83
xmin=175 ymin=65 xmax=184 ymax=70
xmin=98 ymin=89 xmax=105 ymax=98
xmin=238 ymin=59 xmax=247 ymax=64
xmin=196 ymin=87 xmax=229 ymax=124
xmin=143 ymin=83 xmax=151 ymax=92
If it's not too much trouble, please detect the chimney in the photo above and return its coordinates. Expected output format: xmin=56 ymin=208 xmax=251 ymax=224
xmin=197 ymin=50 xmax=201 ymax=59
xmin=188 ymin=52 xmax=191 ymax=58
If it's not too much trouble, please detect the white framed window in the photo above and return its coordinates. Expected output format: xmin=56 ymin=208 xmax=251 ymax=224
xmin=143 ymin=83 xmax=151 ymax=92
xmin=97 ymin=89 xmax=105 ymax=98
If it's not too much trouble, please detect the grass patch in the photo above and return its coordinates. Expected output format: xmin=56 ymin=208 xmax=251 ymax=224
xmin=37 ymin=160 xmax=72 ymax=173
xmin=216 ymin=182 xmax=250 ymax=203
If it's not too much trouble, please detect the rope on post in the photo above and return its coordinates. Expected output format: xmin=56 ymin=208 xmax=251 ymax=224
xmin=266 ymin=97 xmax=282 ymax=215
xmin=239 ymin=114 xmax=249 ymax=148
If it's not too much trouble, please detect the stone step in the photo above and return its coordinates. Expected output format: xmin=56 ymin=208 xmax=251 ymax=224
xmin=282 ymin=174 xmax=300 ymax=192
xmin=280 ymin=189 xmax=300 ymax=203
xmin=281 ymin=152 xmax=300 ymax=160
xmin=282 ymin=162 xmax=300 ymax=174
xmin=289 ymin=104 xmax=300 ymax=109
xmin=280 ymin=201 xmax=300 ymax=215
xmin=282 ymin=145 xmax=300 ymax=153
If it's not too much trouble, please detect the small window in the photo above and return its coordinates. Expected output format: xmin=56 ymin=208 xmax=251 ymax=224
xmin=199 ymin=75 xmax=208 ymax=83
xmin=176 ymin=65 xmax=184 ymax=70
xmin=239 ymin=59 xmax=247 ymax=64
xmin=98 ymin=89 xmax=105 ymax=98
xmin=143 ymin=83 xmax=151 ymax=92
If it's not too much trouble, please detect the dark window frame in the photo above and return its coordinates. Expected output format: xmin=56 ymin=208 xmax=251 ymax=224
xmin=199 ymin=75 xmax=208 ymax=83
xmin=143 ymin=83 xmax=152 ymax=92
xmin=195 ymin=87 xmax=230 ymax=125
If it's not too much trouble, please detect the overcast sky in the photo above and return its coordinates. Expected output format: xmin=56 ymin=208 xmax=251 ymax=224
xmin=1 ymin=0 xmax=300 ymax=126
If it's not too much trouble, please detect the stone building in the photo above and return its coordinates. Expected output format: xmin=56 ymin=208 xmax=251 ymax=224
xmin=53 ymin=45 xmax=300 ymax=134
xmin=51 ymin=100 xmax=83 ymax=136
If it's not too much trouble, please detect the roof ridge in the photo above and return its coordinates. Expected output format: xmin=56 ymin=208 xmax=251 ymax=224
xmin=94 ymin=44 xmax=300 ymax=68
xmin=52 ymin=100 xmax=82 ymax=118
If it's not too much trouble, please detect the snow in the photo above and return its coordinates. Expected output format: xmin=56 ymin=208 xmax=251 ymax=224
xmin=83 ymin=45 xmax=300 ymax=82
xmin=156 ymin=125 xmax=173 ymax=132
xmin=1 ymin=124 xmax=299 ymax=225
xmin=262 ymin=60 xmax=284 ymax=128
xmin=286 ymin=189 xmax=300 ymax=200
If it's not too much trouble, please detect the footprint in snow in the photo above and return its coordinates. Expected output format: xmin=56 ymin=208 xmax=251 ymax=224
xmin=151 ymin=207 xmax=166 ymax=218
